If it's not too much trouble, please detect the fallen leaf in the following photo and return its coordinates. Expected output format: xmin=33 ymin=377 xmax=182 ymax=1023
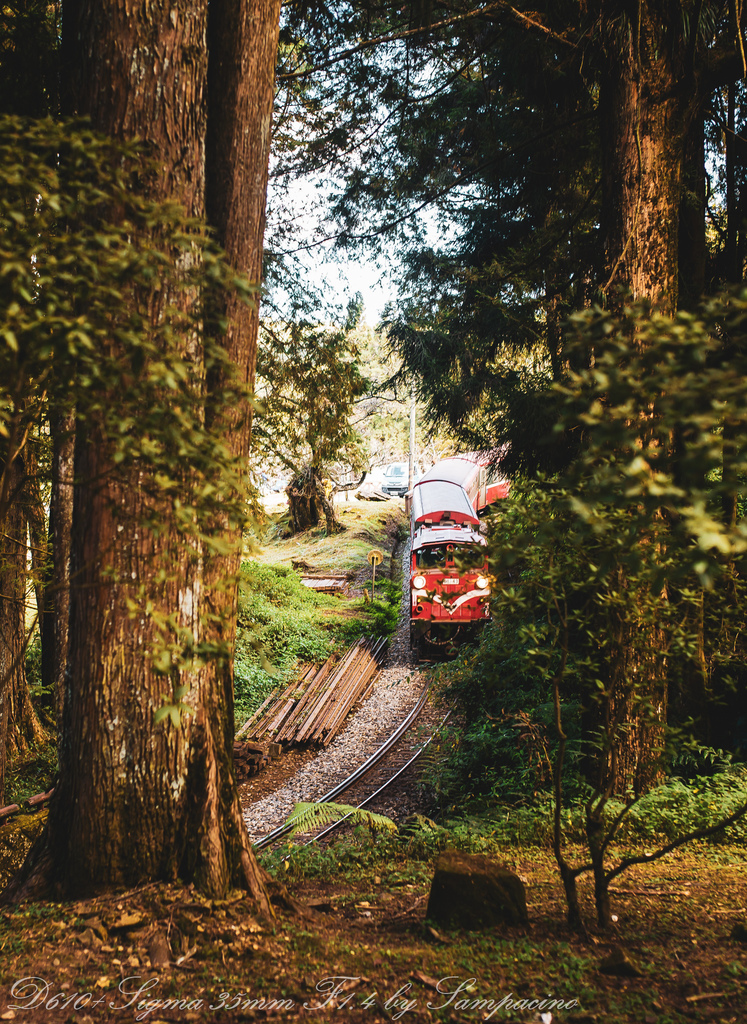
xmin=110 ymin=912 xmax=144 ymax=930
xmin=410 ymin=971 xmax=440 ymax=990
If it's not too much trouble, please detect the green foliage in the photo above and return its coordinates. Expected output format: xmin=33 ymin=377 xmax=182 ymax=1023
xmin=0 ymin=115 xmax=255 ymax=679
xmin=255 ymin=318 xmax=368 ymax=478
xmin=365 ymin=577 xmax=401 ymax=638
xmin=283 ymin=801 xmax=396 ymax=836
xmin=235 ymin=560 xmax=361 ymax=722
xmin=486 ymin=294 xmax=747 ymax=778
xmin=610 ymin=763 xmax=747 ymax=844
xmin=260 ymin=810 xmax=549 ymax=883
xmin=440 ymin=761 xmax=747 ymax=848
xmin=271 ymin=3 xmax=601 ymax=468
xmin=436 ymin=292 xmax=747 ymax=925
xmin=24 ymin=630 xmax=43 ymax=698
xmin=154 ymin=684 xmax=195 ymax=729
xmin=5 ymin=740 xmax=57 ymax=805
xmin=427 ymin=619 xmax=582 ymax=803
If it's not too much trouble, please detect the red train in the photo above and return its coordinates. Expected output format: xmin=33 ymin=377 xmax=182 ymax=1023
xmin=407 ymin=454 xmax=509 ymax=652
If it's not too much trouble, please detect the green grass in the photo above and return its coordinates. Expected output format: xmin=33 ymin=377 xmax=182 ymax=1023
xmin=234 ymin=501 xmax=406 ymax=729
xmin=235 ymin=560 xmax=382 ymax=728
xmin=253 ymin=499 xmax=403 ymax=575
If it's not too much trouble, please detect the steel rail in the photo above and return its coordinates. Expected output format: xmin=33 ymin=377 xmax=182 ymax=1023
xmin=301 ymin=709 xmax=452 ymax=847
xmin=252 ymin=676 xmax=432 ymax=850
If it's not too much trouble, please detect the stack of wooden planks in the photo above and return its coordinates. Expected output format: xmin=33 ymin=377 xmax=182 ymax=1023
xmin=237 ymin=637 xmax=387 ymax=749
xmin=300 ymin=575 xmax=348 ymax=594
xmin=232 ymin=742 xmax=272 ymax=781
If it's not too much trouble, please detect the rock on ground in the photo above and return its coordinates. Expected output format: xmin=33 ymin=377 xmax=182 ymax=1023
xmin=426 ymin=850 xmax=529 ymax=929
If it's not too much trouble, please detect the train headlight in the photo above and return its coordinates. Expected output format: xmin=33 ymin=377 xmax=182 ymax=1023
xmin=476 ymin=576 xmax=489 ymax=589
xmin=412 ymin=574 xmax=426 ymax=590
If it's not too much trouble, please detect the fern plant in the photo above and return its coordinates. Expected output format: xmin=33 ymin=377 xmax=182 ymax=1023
xmin=284 ymin=801 xmax=397 ymax=836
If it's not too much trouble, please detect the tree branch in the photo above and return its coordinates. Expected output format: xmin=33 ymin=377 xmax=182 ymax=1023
xmin=277 ymin=2 xmax=576 ymax=82
xmin=278 ymin=4 xmax=500 ymax=81
xmin=605 ymin=794 xmax=747 ymax=885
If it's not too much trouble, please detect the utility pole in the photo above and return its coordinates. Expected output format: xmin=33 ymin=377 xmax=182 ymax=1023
xmin=408 ymin=381 xmax=416 ymax=491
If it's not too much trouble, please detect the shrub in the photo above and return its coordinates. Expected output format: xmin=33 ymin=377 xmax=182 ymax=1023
xmin=235 ymin=560 xmax=379 ymax=722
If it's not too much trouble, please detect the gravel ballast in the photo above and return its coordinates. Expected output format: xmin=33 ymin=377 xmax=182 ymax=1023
xmin=242 ymin=538 xmax=425 ymax=842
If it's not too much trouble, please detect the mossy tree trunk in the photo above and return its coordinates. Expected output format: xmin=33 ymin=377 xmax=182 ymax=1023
xmin=5 ymin=0 xmax=279 ymax=910
xmin=287 ymin=466 xmax=343 ymax=535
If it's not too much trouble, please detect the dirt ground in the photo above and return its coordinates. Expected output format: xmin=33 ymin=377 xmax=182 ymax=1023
xmin=0 ymin=839 xmax=745 ymax=1024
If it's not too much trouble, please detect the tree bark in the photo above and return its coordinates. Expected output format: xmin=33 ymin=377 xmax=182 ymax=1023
xmin=600 ymin=15 xmax=697 ymax=314
xmin=5 ymin=0 xmax=280 ymax=910
xmin=678 ymin=115 xmax=707 ymax=309
xmin=596 ymin=11 xmax=699 ymax=792
xmin=287 ymin=468 xmax=343 ymax=534
xmin=19 ymin=443 xmax=47 ymax=647
xmin=192 ymin=0 xmax=282 ymax=899
xmin=17 ymin=441 xmax=53 ymax=737
xmin=206 ymin=0 xmax=281 ymax=420
xmin=0 ymin=455 xmax=45 ymax=794
xmin=0 ymin=460 xmax=27 ymax=804
xmin=46 ymin=414 xmax=74 ymax=733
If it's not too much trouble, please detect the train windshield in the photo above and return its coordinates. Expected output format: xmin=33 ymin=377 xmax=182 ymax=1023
xmin=416 ymin=545 xmax=448 ymax=569
xmin=415 ymin=543 xmax=486 ymax=570
xmin=452 ymin=544 xmax=487 ymax=570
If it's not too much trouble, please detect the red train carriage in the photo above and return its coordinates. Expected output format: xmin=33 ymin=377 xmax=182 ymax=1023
xmin=408 ymin=453 xmax=509 ymax=652
xmin=416 ymin=453 xmax=509 ymax=514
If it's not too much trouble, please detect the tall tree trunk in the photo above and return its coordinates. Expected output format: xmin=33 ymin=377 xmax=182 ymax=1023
xmin=678 ymin=115 xmax=707 ymax=309
xmin=18 ymin=441 xmax=53 ymax=738
xmin=595 ymin=11 xmax=699 ymax=793
xmin=206 ymin=0 xmax=281 ymax=419
xmin=200 ymin=0 xmax=282 ymax=898
xmin=45 ymin=414 xmax=74 ymax=733
xmin=20 ymin=443 xmax=47 ymax=645
xmin=0 ymin=461 xmax=25 ymax=804
xmin=600 ymin=18 xmax=692 ymax=314
xmin=5 ymin=0 xmax=279 ymax=910
xmin=0 ymin=458 xmax=43 ymax=799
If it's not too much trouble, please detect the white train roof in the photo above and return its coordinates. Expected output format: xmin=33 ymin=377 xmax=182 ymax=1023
xmin=411 ymin=479 xmax=480 ymax=527
xmin=417 ymin=456 xmax=482 ymax=487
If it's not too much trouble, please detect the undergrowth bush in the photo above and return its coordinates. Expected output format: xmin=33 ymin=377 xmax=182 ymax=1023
xmin=425 ymin=617 xmax=583 ymax=806
xmin=235 ymin=560 xmax=383 ymax=723
xmin=259 ymin=815 xmax=529 ymax=883
xmin=235 ymin=561 xmax=336 ymax=721
xmin=365 ymin=577 xmax=401 ymax=637
xmin=421 ymin=294 xmax=747 ymax=930
xmin=611 ymin=763 xmax=747 ymax=844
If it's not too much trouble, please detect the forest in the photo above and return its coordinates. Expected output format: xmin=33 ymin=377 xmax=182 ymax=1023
xmin=1 ymin=2 xmax=747 ymax=1022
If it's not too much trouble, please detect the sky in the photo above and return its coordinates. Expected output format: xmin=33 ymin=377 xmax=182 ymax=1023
xmin=266 ymin=172 xmax=397 ymax=327
xmin=339 ymin=259 xmax=391 ymax=324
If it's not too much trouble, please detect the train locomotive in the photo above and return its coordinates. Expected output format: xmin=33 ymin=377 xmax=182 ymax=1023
xmin=407 ymin=454 xmax=509 ymax=652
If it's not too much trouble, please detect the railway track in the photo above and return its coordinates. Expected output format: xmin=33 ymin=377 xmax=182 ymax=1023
xmin=252 ymin=678 xmax=441 ymax=850
xmin=294 ymin=707 xmax=451 ymax=849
